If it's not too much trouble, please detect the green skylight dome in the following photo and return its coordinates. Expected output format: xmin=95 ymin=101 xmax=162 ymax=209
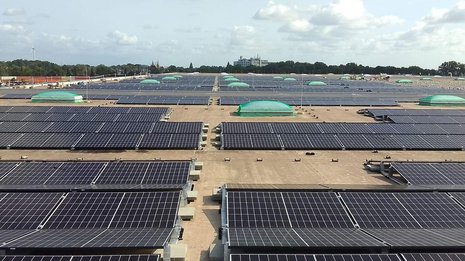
xmin=227 ymin=82 xmax=250 ymax=88
xmin=283 ymin=77 xmax=297 ymax=81
xmin=340 ymin=76 xmax=351 ymax=80
xmin=223 ymin=75 xmax=234 ymax=79
xmin=224 ymin=77 xmax=240 ymax=82
xmin=31 ymin=91 xmax=83 ymax=103
xmin=140 ymin=79 xmax=160 ymax=84
xmin=307 ymin=81 xmax=327 ymax=86
xmin=456 ymin=77 xmax=465 ymax=81
xmin=236 ymin=100 xmax=294 ymax=117
xmin=162 ymin=76 xmax=177 ymax=81
xmin=419 ymin=95 xmax=465 ymax=106
xmin=420 ymin=77 xmax=432 ymax=81
xmin=396 ymin=79 xmax=413 ymax=84
xmin=273 ymin=76 xmax=284 ymax=80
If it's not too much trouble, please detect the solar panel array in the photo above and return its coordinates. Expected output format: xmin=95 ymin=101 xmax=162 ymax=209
xmin=68 ymin=75 xmax=214 ymax=91
xmin=117 ymin=96 xmax=211 ymax=105
xmin=0 ymin=107 xmax=202 ymax=150
xmin=0 ymin=191 xmax=180 ymax=249
xmin=391 ymin=162 xmax=465 ymax=185
xmin=368 ymin=109 xmax=465 ymax=118
xmin=388 ymin=115 xmax=465 ymax=124
xmin=224 ymin=189 xmax=465 ymax=254
xmin=0 ymin=160 xmax=191 ymax=190
xmin=220 ymin=122 xmax=465 ymax=150
xmin=219 ymin=97 xmax=400 ymax=106
xmin=230 ymin=253 xmax=465 ymax=261
xmin=0 ymin=255 xmax=161 ymax=261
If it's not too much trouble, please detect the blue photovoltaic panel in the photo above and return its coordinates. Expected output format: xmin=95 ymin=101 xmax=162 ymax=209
xmin=43 ymin=192 xmax=124 ymax=229
xmin=0 ymin=193 xmax=63 ymax=229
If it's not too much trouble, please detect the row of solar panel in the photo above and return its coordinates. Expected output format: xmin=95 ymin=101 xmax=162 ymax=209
xmin=221 ymin=122 xmax=465 ymax=135
xmin=0 ymin=106 xmax=170 ymax=114
xmin=221 ymin=134 xmax=465 ymax=150
xmin=0 ymin=191 xmax=180 ymax=249
xmin=117 ymin=97 xmax=210 ymax=105
xmin=0 ymin=255 xmax=160 ymax=261
xmin=230 ymin=253 xmax=465 ymax=261
xmin=226 ymin=191 xmax=465 ymax=229
xmin=0 ymin=161 xmax=190 ymax=188
xmin=391 ymin=162 xmax=465 ymax=185
xmin=219 ymin=97 xmax=400 ymax=106
xmin=0 ymin=113 xmax=165 ymax=122
xmin=368 ymin=109 xmax=465 ymax=117
xmin=0 ymin=122 xmax=203 ymax=134
xmin=68 ymin=84 xmax=213 ymax=91
xmin=0 ymin=133 xmax=201 ymax=150
xmin=224 ymin=190 xmax=465 ymax=252
xmin=389 ymin=115 xmax=465 ymax=124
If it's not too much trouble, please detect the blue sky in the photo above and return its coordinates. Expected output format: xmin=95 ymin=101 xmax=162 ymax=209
xmin=1 ymin=0 xmax=465 ymax=69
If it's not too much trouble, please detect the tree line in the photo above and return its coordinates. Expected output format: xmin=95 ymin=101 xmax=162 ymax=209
xmin=0 ymin=59 xmax=464 ymax=77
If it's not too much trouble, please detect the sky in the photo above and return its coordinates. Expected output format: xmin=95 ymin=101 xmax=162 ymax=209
xmin=1 ymin=0 xmax=465 ymax=69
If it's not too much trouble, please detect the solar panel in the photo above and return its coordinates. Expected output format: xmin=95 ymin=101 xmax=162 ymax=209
xmin=307 ymin=134 xmax=342 ymax=149
xmin=363 ymin=228 xmax=465 ymax=248
xmin=169 ymin=134 xmax=199 ymax=149
xmin=105 ymin=133 xmax=140 ymax=149
xmin=246 ymin=123 xmax=272 ymax=134
xmin=402 ymin=253 xmax=465 ymax=261
xmin=109 ymin=191 xmax=180 ymax=228
xmin=43 ymin=122 xmax=79 ymax=133
xmin=250 ymin=134 xmax=282 ymax=149
xmin=314 ymin=254 xmax=401 ymax=261
xmin=99 ymin=122 xmax=129 ymax=133
xmin=73 ymin=133 xmax=113 ymax=149
xmin=71 ymin=122 xmax=104 ymax=133
xmin=0 ymin=162 xmax=63 ymax=184
xmin=222 ymin=134 xmax=253 ymax=149
xmin=0 ymin=193 xmax=63 ymax=229
xmin=420 ymin=135 xmax=458 ymax=149
xmin=392 ymin=135 xmax=433 ymax=150
xmin=394 ymin=193 xmax=465 ymax=228
xmin=0 ymin=229 xmax=39 ymax=245
xmin=1 ymin=113 xmax=30 ymax=121
xmin=271 ymin=123 xmax=299 ymax=134
xmin=0 ymin=133 xmax=22 ymax=148
xmin=96 ymin=162 xmax=150 ymax=184
xmin=0 ymin=122 xmax=26 ymax=132
xmin=45 ymin=162 xmax=105 ymax=185
xmin=338 ymin=134 xmax=373 ymax=149
xmin=367 ymin=135 xmax=403 ymax=149
xmin=9 ymin=133 xmax=53 ymax=148
xmin=228 ymin=228 xmax=385 ymax=248
xmin=41 ymin=133 xmax=81 ymax=149
xmin=82 ymin=228 xmax=172 ymax=248
xmin=341 ymin=192 xmax=422 ymax=228
xmin=227 ymin=191 xmax=354 ymax=228
xmin=231 ymin=254 xmax=401 ymax=261
xmin=16 ymin=122 xmax=51 ymax=132
xmin=0 ymin=255 xmax=160 ymax=261
xmin=392 ymin=163 xmax=452 ymax=185
xmin=319 ymin=124 xmax=349 ymax=134
xmin=143 ymin=161 xmax=190 ymax=185
xmin=138 ymin=134 xmax=171 ymax=149
xmin=280 ymin=134 xmax=313 ymax=149
xmin=0 ymin=162 xmax=18 ymax=179
xmin=125 ymin=122 xmax=153 ymax=133
xmin=283 ymin=192 xmax=354 ymax=228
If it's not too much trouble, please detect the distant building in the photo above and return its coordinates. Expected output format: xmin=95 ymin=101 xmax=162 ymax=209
xmin=233 ymin=56 xmax=269 ymax=67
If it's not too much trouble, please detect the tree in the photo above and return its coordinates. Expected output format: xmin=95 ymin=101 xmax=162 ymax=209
xmin=189 ymin=62 xmax=193 ymax=69
xmin=438 ymin=61 xmax=464 ymax=76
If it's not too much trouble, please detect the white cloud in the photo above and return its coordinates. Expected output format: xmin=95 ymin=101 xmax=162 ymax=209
xmin=107 ymin=30 xmax=138 ymax=45
xmin=3 ymin=8 xmax=26 ymax=16
xmin=230 ymin=25 xmax=260 ymax=49
xmin=254 ymin=1 xmax=298 ymax=21
xmin=422 ymin=2 xmax=465 ymax=24
xmin=0 ymin=23 xmax=25 ymax=34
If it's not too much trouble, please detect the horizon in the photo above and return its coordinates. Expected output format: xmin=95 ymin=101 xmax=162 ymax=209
xmin=1 ymin=0 xmax=465 ymax=68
